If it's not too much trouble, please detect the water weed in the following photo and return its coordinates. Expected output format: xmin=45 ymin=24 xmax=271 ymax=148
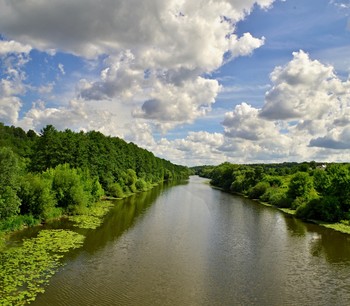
xmin=69 ymin=201 xmax=114 ymax=229
xmin=0 ymin=229 xmax=85 ymax=305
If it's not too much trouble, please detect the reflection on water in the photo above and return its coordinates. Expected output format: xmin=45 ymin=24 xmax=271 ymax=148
xmin=26 ymin=176 xmax=350 ymax=306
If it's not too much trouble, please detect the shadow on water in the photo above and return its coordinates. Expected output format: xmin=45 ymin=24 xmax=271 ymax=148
xmin=281 ymin=209 xmax=350 ymax=263
xmin=240 ymin=196 xmax=350 ymax=264
xmin=81 ymin=180 xmax=187 ymax=255
xmin=28 ymin=177 xmax=350 ymax=306
xmin=8 ymin=179 xmax=188 ymax=257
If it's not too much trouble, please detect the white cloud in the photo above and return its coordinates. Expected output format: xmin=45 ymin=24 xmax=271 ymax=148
xmin=216 ymin=51 xmax=350 ymax=162
xmin=260 ymin=50 xmax=341 ymax=120
xmin=58 ymin=63 xmax=65 ymax=75
xmin=152 ymin=131 xmax=226 ymax=166
xmin=0 ymin=0 xmax=271 ymax=132
xmin=0 ymin=40 xmax=31 ymax=55
xmin=222 ymin=102 xmax=278 ymax=140
xmin=228 ymin=33 xmax=265 ymax=61
xmin=79 ymin=51 xmax=144 ymax=101
xmin=0 ymin=96 xmax=22 ymax=124
xmin=133 ymin=77 xmax=220 ymax=129
xmin=0 ymin=42 xmax=30 ymax=125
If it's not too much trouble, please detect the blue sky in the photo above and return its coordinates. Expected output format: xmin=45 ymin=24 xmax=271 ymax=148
xmin=0 ymin=0 xmax=350 ymax=165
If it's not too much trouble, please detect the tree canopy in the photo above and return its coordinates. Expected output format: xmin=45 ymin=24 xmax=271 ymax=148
xmin=0 ymin=122 xmax=189 ymax=231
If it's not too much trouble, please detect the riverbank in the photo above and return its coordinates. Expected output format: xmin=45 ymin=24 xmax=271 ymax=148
xmin=0 ymin=179 xmax=168 ymax=248
xmin=208 ymin=182 xmax=350 ymax=235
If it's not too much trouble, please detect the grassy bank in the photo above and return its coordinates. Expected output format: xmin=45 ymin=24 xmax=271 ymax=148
xmin=208 ymin=181 xmax=350 ymax=235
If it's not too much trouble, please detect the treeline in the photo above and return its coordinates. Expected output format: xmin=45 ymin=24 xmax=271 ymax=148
xmin=194 ymin=162 xmax=350 ymax=223
xmin=0 ymin=122 xmax=189 ymax=231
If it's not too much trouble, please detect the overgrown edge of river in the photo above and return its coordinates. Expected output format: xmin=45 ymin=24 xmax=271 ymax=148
xmin=209 ymin=183 xmax=350 ymax=235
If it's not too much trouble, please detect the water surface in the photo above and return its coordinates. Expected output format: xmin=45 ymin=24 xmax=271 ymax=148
xmin=31 ymin=176 xmax=350 ymax=305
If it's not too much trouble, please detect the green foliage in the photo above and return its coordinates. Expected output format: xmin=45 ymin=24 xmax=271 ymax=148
xmin=288 ymin=172 xmax=313 ymax=199
xmin=107 ymin=182 xmax=124 ymax=198
xmin=313 ymin=169 xmax=331 ymax=193
xmin=269 ymin=190 xmax=292 ymax=208
xmin=0 ymin=187 xmax=21 ymax=220
xmin=135 ymin=178 xmax=148 ymax=191
xmin=296 ymin=196 xmax=342 ymax=222
xmin=248 ymin=182 xmax=269 ymax=199
xmin=197 ymin=161 xmax=350 ymax=223
xmin=18 ymin=173 xmax=58 ymax=220
xmin=263 ymin=175 xmax=283 ymax=187
xmin=0 ymin=214 xmax=41 ymax=232
xmin=0 ymin=123 xmax=37 ymax=157
xmin=0 ymin=148 xmax=21 ymax=219
xmin=69 ymin=201 xmax=114 ymax=229
xmin=0 ymin=230 xmax=85 ymax=305
xmin=0 ymin=121 xmax=189 ymax=231
xmin=49 ymin=164 xmax=92 ymax=213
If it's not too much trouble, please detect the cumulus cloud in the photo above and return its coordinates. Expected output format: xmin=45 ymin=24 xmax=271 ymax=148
xmin=260 ymin=50 xmax=341 ymax=120
xmin=222 ymin=102 xmax=278 ymax=140
xmin=0 ymin=41 xmax=30 ymax=125
xmin=0 ymin=40 xmax=31 ymax=55
xmin=0 ymin=96 xmax=22 ymax=124
xmin=151 ymin=50 xmax=350 ymax=165
xmin=214 ymin=50 xmax=350 ymax=163
xmin=79 ymin=51 xmax=144 ymax=101
xmin=133 ymin=77 xmax=220 ymax=127
xmin=0 ymin=0 xmax=271 ymax=131
xmin=151 ymin=131 xmax=226 ymax=166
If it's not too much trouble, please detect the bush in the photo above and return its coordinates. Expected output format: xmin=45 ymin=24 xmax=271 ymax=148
xmin=0 ymin=214 xmax=41 ymax=232
xmin=264 ymin=175 xmax=283 ymax=187
xmin=108 ymin=182 xmax=124 ymax=198
xmin=0 ymin=187 xmax=21 ymax=219
xmin=48 ymin=164 xmax=91 ymax=213
xmin=18 ymin=174 xmax=57 ymax=220
xmin=135 ymin=178 xmax=148 ymax=192
xmin=291 ymin=196 xmax=308 ymax=210
xmin=248 ymin=182 xmax=270 ymax=199
xmin=296 ymin=196 xmax=342 ymax=222
xmin=288 ymin=172 xmax=313 ymax=199
xmin=269 ymin=190 xmax=292 ymax=208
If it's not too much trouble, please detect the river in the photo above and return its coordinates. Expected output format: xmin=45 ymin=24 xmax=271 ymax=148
xmin=29 ymin=176 xmax=350 ymax=305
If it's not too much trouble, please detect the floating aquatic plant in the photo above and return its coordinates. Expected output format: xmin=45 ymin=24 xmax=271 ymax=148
xmin=69 ymin=201 xmax=114 ymax=229
xmin=0 ymin=229 xmax=85 ymax=305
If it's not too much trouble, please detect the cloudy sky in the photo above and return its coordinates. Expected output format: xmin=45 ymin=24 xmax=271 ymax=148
xmin=0 ymin=0 xmax=349 ymax=166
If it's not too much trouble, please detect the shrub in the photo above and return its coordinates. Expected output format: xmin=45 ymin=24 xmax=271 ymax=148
xmin=135 ymin=178 xmax=148 ymax=192
xmin=296 ymin=196 xmax=342 ymax=222
xmin=248 ymin=182 xmax=270 ymax=199
xmin=291 ymin=196 xmax=308 ymax=210
xmin=269 ymin=190 xmax=292 ymax=208
xmin=288 ymin=172 xmax=313 ymax=199
xmin=108 ymin=182 xmax=124 ymax=198
xmin=49 ymin=164 xmax=91 ymax=213
xmin=18 ymin=174 xmax=57 ymax=220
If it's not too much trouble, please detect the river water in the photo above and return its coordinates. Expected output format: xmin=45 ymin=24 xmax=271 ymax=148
xmin=31 ymin=176 xmax=350 ymax=305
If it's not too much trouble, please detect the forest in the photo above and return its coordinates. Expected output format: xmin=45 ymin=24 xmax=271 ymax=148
xmin=194 ymin=162 xmax=350 ymax=224
xmin=0 ymin=122 xmax=189 ymax=232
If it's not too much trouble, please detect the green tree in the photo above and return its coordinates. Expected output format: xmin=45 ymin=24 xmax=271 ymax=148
xmin=248 ymin=181 xmax=269 ymax=199
xmin=48 ymin=164 xmax=90 ymax=213
xmin=18 ymin=174 xmax=58 ymax=220
xmin=0 ymin=148 xmax=21 ymax=219
xmin=288 ymin=172 xmax=313 ymax=199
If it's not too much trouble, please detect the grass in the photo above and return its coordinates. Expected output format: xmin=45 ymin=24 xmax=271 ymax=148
xmin=312 ymin=220 xmax=350 ymax=235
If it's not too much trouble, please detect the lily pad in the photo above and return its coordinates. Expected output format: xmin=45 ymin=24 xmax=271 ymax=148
xmin=0 ymin=229 xmax=85 ymax=305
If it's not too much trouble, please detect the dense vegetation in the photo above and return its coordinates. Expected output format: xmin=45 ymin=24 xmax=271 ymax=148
xmin=194 ymin=162 xmax=350 ymax=224
xmin=0 ymin=122 xmax=189 ymax=233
